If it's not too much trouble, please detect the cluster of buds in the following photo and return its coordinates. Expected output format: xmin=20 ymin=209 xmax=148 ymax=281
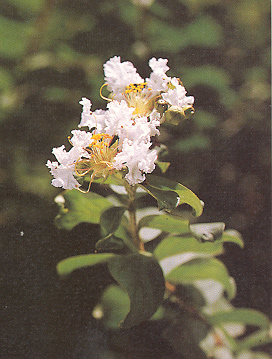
xmin=47 ymin=56 xmax=194 ymax=190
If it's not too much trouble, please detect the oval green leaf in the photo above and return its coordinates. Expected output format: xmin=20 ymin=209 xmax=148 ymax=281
xmin=108 ymin=253 xmax=165 ymax=328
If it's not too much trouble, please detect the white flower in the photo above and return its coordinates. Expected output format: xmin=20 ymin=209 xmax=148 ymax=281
xmin=104 ymin=56 xmax=143 ymax=97
xmin=79 ymin=97 xmax=106 ymax=132
xmin=162 ymin=77 xmax=194 ymax=108
xmin=69 ymin=129 xmax=94 ymax=149
xmin=113 ymin=139 xmax=157 ymax=185
xmin=146 ymin=57 xmax=170 ymax=93
xmin=46 ymin=160 xmax=80 ymax=190
xmin=47 ymin=130 xmax=95 ymax=190
xmin=104 ymin=100 xmax=135 ymax=139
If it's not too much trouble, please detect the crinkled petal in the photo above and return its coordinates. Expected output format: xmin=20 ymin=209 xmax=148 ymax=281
xmin=113 ymin=139 xmax=157 ymax=185
xmin=104 ymin=100 xmax=135 ymax=139
xmin=149 ymin=57 xmax=169 ymax=75
xmin=46 ymin=160 xmax=80 ymax=190
xmin=104 ymin=56 xmax=143 ymax=95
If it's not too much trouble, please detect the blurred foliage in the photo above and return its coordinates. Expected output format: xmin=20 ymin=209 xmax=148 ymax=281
xmin=0 ymin=0 xmax=270 ymax=358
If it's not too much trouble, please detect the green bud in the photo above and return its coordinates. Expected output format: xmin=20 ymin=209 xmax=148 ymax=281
xmin=154 ymin=99 xmax=169 ymax=116
xmin=163 ymin=105 xmax=195 ymax=125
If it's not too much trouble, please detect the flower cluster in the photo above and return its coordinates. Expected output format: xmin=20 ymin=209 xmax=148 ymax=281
xmin=47 ymin=56 xmax=194 ymax=189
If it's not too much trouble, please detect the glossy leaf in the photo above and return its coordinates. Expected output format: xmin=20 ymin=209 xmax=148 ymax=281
xmin=166 ymin=258 xmax=235 ymax=300
xmin=95 ymin=234 xmax=126 ymax=253
xmin=57 ymin=253 xmax=115 ymax=277
xmin=141 ymin=185 xmax=179 ymax=211
xmin=54 ymin=190 xmax=112 ymax=230
xmin=143 ymin=175 xmax=203 ymax=217
xmin=107 ymin=252 xmax=165 ymax=328
xmin=209 ymin=308 xmax=270 ymax=329
xmin=138 ymin=214 xmax=190 ymax=235
xmin=100 ymin=206 xmax=126 ymax=236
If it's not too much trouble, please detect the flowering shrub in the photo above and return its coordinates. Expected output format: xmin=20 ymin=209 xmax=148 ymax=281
xmin=48 ymin=57 xmax=271 ymax=359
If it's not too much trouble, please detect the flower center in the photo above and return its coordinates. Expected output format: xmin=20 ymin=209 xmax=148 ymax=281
xmin=123 ymin=82 xmax=155 ymax=117
xmin=75 ymin=133 xmax=118 ymax=185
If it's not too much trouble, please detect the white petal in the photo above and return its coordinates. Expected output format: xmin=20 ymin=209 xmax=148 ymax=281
xmin=104 ymin=56 xmax=143 ymax=95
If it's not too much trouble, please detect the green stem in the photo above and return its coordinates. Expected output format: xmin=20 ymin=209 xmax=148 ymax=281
xmin=126 ymin=184 xmax=145 ymax=251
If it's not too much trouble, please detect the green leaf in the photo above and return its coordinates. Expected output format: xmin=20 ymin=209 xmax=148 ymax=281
xmin=190 ymin=222 xmax=225 ymax=242
xmin=138 ymin=214 xmax=190 ymax=235
xmin=107 ymin=253 xmax=165 ymax=328
xmin=143 ymin=175 xmax=204 ymax=217
xmin=141 ymin=185 xmax=179 ymax=211
xmin=209 ymin=309 xmax=270 ymax=329
xmin=166 ymin=258 xmax=235 ymax=300
xmin=95 ymin=234 xmax=126 ymax=253
xmin=221 ymin=230 xmax=244 ymax=248
xmin=57 ymin=253 xmax=115 ymax=277
xmin=100 ymin=206 xmax=126 ymax=236
xmin=54 ymin=190 xmax=112 ymax=230
xmin=98 ymin=284 xmax=164 ymax=329
xmin=154 ymin=235 xmax=225 ymax=262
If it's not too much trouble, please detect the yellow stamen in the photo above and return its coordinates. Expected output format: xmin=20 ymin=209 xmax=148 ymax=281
xmin=74 ymin=133 xmax=118 ymax=192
